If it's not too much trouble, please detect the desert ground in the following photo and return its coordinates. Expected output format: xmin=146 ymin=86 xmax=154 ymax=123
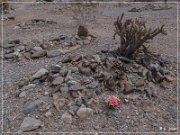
xmin=1 ymin=0 xmax=180 ymax=134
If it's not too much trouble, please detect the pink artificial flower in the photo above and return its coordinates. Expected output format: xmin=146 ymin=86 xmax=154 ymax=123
xmin=106 ymin=95 xmax=120 ymax=108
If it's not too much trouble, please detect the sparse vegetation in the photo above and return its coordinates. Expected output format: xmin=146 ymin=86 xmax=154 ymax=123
xmin=113 ymin=13 xmax=166 ymax=58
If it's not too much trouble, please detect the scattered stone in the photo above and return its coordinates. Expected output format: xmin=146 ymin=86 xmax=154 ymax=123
xmin=154 ymin=72 xmax=164 ymax=83
xmin=69 ymin=67 xmax=79 ymax=73
xmin=71 ymin=55 xmax=82 ymax=62
xmin=32 ymin=46 xmax=43 ymax=52
xmin=53 ymin=98 xmax=66 ymax=111
xmin=64 ymin=70 xmax=73 ymax=82
xmin=61 ymin=112 xmax=72 ymax=124
xmin=77 ymin=25 xmax=88 ymax=37
xmin=61 ymin=56 xmax=72 ymax=63
xmin=45 ymin=111 xmax=52 ymax=117
xmin=59 ymin=68 xmax=68 ymax=77
xmin=69 ymin=83 xmax=85 ymax=91
xmin=83 ymin=39 xmax=90 ymax=45
xmin=78 ymin=66 xmax=91 ymax=76
xmin=19 ymin=91 xmax=26 ymax=98
xmin=24 ymin=52 xmax=31 ymax=59
xmin=23 ymin=96 xmax=50 ymax=114
xmin=71 ymin=91 xmax=80 ymax=98
xmin=123 ymin=82 xmax=134 ymax=94
xmin=8 ymin=39 xmax=20 ymax=44
xmin=31 ymin=50 xmax=47 ymax=59
xmin=3 ymin=44 xmax=15 ymax=48
xmin=76 ymin=107 xmax=93 ymax=120
xmin=32 ymin=68 xmax=48 ymax=80
xmin=93 ymin=54 xmax=102 ymax=64
xmin=52 ymin=76 xmax=64 ymax=85
xmin=20 ymin=117 xmax=42 ymax=132
xmin=47 ymin=49 xmax=62 ymax=57
xmin=134 ymin=78 xmax=144 ymax=87
xmin=50 ymin=65 xmax=61 ymax=73
xmin=59 ymin=34 xmax=67 ymax=40
xmin=164 ymin=75 xmax=174 ymax=82
xmin=21 ymin=84 xmax=36 ymax=91
xmin=4 ymin=53 xmax=14 ymax=59
xmin=14 ymin=45 xmax=25 ymax=52
xmin=25 ymin=45 xmax=33 ymax=52
xmin=86 ymin=81 xmax=99 ymax=89
xmin=17 ymin=80 xmax=29 ymax=88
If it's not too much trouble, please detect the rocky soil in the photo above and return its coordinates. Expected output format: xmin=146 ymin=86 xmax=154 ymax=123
xmin=1 ymin=0 xmax=180 ymax=134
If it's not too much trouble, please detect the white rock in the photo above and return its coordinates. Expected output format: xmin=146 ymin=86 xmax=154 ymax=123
xmin=32 ymin=68 xmax=48 ymax=80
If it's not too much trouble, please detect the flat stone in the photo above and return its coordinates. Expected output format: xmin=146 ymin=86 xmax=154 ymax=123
xmin=69 ymin=83 xmax=85 ymax=91
xmin=23 ymin=96 xmax=50 ymax=114
xmin=50 ymin=65 xmax=61 ymax=73
xmin=47 ymin=49 xmax=62 ymax=57
xmin=31 ymin=50 xmax=47 ymax=59
xmin=32 ymin=47 xmax=43 ymax=52
xmin=3 ymin=44 xmax=15 ymax=48
xmin=20 ymin=117 xmax=42 ymax=132
xmin=124 ymin=82 xmax=134 ymax=94
xmin=4 ymin=53 xmax=14 ymax=59
xmin=135 ymin=79 xmax=144 ymax=87
xmin=19 ymin=91 xmax=26 ymax=98
xmin=52 ymin=76 xmax=64 ymax=85
xmin=21 ymin=84 xmax=36 ymax=91
xmin=14 ymin=45 xmax=25 ymax=51
xmin=77 ymin=107 xmax=93 ymax=120
xmin=61 ymin=112 xmax=72 ymax=124
xmin=32 ymin=68 xmax=48 ymax=80
xmin=8 ymin=39 xmax=20 ymax=44
xmin=78 ymin=66 xmax=91 ymax=76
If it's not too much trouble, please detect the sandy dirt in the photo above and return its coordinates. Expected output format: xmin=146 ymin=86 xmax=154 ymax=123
xmin=1 ymin=0 xmax=180 ymax=134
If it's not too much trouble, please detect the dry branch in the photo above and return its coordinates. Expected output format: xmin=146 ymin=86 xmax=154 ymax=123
xmin=113 ymin=13 xmax=166 ymax=58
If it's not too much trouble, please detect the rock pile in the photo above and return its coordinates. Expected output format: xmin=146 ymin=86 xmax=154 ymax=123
xmin=16 ymin=46 xmax=174 ymax=132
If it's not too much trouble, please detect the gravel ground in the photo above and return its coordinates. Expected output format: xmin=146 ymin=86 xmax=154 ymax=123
xmin=1 ymin=0 xmax=180 ymax=134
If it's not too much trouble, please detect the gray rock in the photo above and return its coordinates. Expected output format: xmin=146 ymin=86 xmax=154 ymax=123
xmin=45 ymin=111 xmax=52 ymax=117
xmin=23 ymin=96 xmax=49 ymax=114
xmin=52 ymin=76 xmax=64 ymax=85
xmin=50 ymin=65 xmax=61 ymax=73
xmin=32 ymin=68 xmax=48 ymax=80
xmin=14 ymin=45 xmax=25 ymax=51
xmin=53 ymin=98 xmax=66 ymax=111
xmin=69 ymin=83 xmax=85 ymax=91
xmin=124 ymin=82 xmax=134 ymax=94
xmin=4 ymin=53 xmax=14 ymax=59
xmin=47 ymin=49 xmax=62 ymax=57
xmin=93 ymin=54 xmax=102 ymax=64
xmin=86 ymin=81 xmax=99 ymax=89
xmin=83 ymin=39 xmax=90 ymax=45
xmin=61 ymin=112 xmax=72 ymax=124
xmin=31 ymin=50 xmax=47 ymax=59
xmin=32 ymin=47 xmax=43 ymax=52
xmin=19 ymin=91 xmax=26 ymax=98
xmin=76 ymin=107 xmax=93 ymax=120
xmin=3 ymin=44 xmax=15 ymax=48
xmin=67 ymin=80 xmax=77 ymax=87
xmin=20 ymin=117 xmax=42 ymax=132
xmin=21 ymin=84 xmax=36 ymax=91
